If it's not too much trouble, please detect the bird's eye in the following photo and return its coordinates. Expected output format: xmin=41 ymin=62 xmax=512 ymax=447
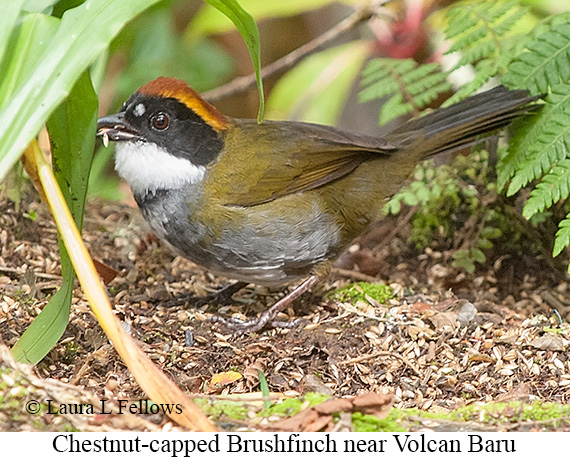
xmin=151 ymin=112 xmax=170 ymax=131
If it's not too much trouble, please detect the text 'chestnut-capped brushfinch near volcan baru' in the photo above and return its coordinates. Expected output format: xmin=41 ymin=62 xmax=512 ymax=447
xmin=97 ymin=77 xmax=540 ymax=334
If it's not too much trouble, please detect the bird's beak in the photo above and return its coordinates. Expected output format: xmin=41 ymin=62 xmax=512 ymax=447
xmin=97 ymin=112 xmax=142 ymax=146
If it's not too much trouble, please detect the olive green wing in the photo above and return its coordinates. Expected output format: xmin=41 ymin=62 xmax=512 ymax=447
xmin=208 ymin=120 xmax=397 ymax=207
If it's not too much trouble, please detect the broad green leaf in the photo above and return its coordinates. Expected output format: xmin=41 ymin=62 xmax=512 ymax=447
xmin=0 ymin=13 xmax=60 ymax=109
xmin=189 ymin=0 xmax=351 ymax=37
xmin=203 ymin=0 xmax=264 ymax=121
xmin=47 ymin=71 xmax=97 ymax=230
xmin=89 ymin=49 xmax=109 ymax=92
xmin=267 ymin=41 xmax=370 ymax=125
xmin=0 ymin=0 xmax=161 ymax=181
xmin=0 ymin=1 xmax=25 ymax=72
xmin=10 ymin=269 xmax=73 ymax=364
xmin=12 ymin=72 xmax=97 ymax=364
xmin=23 ymin=0 xmax=58 ymax=13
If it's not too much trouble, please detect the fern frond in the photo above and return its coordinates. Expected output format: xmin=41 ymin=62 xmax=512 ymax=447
xmin=445 ymin=1 xmax=528 ymax=64
xmin=441 ymin=0 xmax=530 ymax=104
xmin=502 ymin=84 xmax=570 ymax=194
xmin=502 ymin=23 xmax=570 ymax=93
xmin=523 ymin=159 xmax=570 ymax=220
xmin=359 ymin=59 xmax=451 ymax=125
xmin=497 ymin=12 xmax=570 ymax=264
xmin=553 ymin=214 xmax=570 ymax=258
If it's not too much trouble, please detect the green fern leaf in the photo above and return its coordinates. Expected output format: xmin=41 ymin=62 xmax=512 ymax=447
xmin=453 ymin=41 xmax=495 ymax=70
xmin=501 ymin=84 xmax=570 ymax=194
xmin=442 ymin=0 xmax=530 ymax=102
xmin=502 ymin=23 xmax=570 ymax=93
xmin=553 ymin=213 xmax=570 ymax=258
xmin=523 ymin=159 xmax=570 ymax=219
xmin=359 ymin=58 xmax=450 ymax=125
xmin=379 ymin=94 xmax=414 ymax=125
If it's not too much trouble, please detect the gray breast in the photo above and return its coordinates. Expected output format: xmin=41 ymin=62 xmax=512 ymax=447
xmin=136 ymin=185 xmax=341 ymax=286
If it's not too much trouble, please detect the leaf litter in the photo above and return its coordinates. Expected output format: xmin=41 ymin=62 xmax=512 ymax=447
xmin=1 ymin=195 xmax=570 ymax=431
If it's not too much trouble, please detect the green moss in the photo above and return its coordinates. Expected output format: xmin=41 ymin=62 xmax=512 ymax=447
xmin=352 ymin=410 xmax=407 ymax=432
xmin=521 ymin=401 xmax=570 ymax=421
xmin=352 ymin=401 xmax=570 ymax=432
xmin=331 ymin=283 xmax=393 ymax=304
xmin=305 ymin=392 xmax=330 ymax=407
xmin=194 ymin=399 xmax=248 ymax=421
xmin=442 ymin=401 xmax=570 ymax=424
xmin=259 ymin=392 xmax=329 ymax=418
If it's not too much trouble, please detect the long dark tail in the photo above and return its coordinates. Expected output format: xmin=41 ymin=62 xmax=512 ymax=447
xmin=387 ymin=86 xmax=542 ymax=159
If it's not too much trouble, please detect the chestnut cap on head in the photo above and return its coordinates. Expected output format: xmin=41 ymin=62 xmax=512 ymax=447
xmin=96 ymin=77 xmax=227 ymax=166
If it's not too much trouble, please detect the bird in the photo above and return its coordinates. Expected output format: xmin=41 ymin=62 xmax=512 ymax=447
xmin=97 ymin=77 xmax=539 ymax=333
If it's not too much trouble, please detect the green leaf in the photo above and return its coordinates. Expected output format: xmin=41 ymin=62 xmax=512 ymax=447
xmin=0 ymin=13 xmax=60 ymax=110
xmin=523 ymin=159 xmax=570 ymax=219
xmin=501 ymin=84 xmax=570 ymax=195
xmin=267 ymin=41 xmax=369 ymax=124
xmin=11 ymin=266 xmax=74 ymax=364
xmin=452 ymin=252 xmax=476 ymax=274
xmin=470 ymin=248 xmax=486 ymax=264
xmin=47 ymin=71 xmax=97 ymax=230
xmin=23 ymin=0 xmax=58 ymax=13
xmin=502 ymin=23 xmax=570 ymax=93
xmin=442 ymin=0 xmax=533 ymax=103
xmin=0 ymin=0 xmax=161 ymax=181
xmin=481 ymin=226 xmax=502 ymax=239
xmin=258 ymin=369 xmax=270 ymax=410
xmin=359 ymin=58 xmax=451 ymax=126
xmin=478 ymin=238 xmax=493 ymax=249
xmin=0 ymin=1 xmax=24 ymax=68
xmin=553 ymin=214 xmax=570 ymax=258
xmin=12 ymin=72 xmax=97 ymax=364
xmin=203 ymin=0 xmax=264 ymax=122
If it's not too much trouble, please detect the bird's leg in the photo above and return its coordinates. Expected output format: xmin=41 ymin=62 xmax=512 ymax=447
xmin=209 ymin=275 xmax=319 ymax=334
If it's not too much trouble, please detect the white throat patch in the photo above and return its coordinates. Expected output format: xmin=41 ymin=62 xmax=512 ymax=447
xmin=114 ymin=141 xmax=206 ymax=196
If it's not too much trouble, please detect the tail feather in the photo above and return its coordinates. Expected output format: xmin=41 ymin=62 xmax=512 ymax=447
xmin=387 ymin=86 xmax=542 ymax=159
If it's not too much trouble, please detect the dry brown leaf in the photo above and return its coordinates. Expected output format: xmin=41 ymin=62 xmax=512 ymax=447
xmin=298 ymin=374 xmax=334 ymax=395
xmin=243 ymin=359 xmax=268 ymax=387
xmin=351 ymin=392 xmax=393 ymax=418
xmin=429 ymin=312 xmax=458 ymax=329
xmin=210 ymin=371 xmax=242 ymax=386
xmin=92 ymin=258 xmax=119 ymax=284
xmin=529 ymin=334 xmax=565 ymax=351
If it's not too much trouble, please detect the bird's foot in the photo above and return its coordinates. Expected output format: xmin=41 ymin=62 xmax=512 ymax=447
xmin=208 ymin=275 xmax=319 ymax=335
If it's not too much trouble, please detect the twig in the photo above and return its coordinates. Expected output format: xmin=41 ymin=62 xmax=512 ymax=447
xmin=187 ymin=392 xmax=285 ymax=402
xmin=0 ymin=266 xmax=62 ymax=281
xmin=540 ymin=290 xmax=569 ymax=319
xmin=203 ymin=1 xmax=389 ymax=102
xmin=338 ymin=350 xmax=422 ymax=377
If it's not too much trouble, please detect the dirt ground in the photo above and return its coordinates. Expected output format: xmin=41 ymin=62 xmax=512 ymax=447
xmin=1 ymin=192 xmax=570 ymax=432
